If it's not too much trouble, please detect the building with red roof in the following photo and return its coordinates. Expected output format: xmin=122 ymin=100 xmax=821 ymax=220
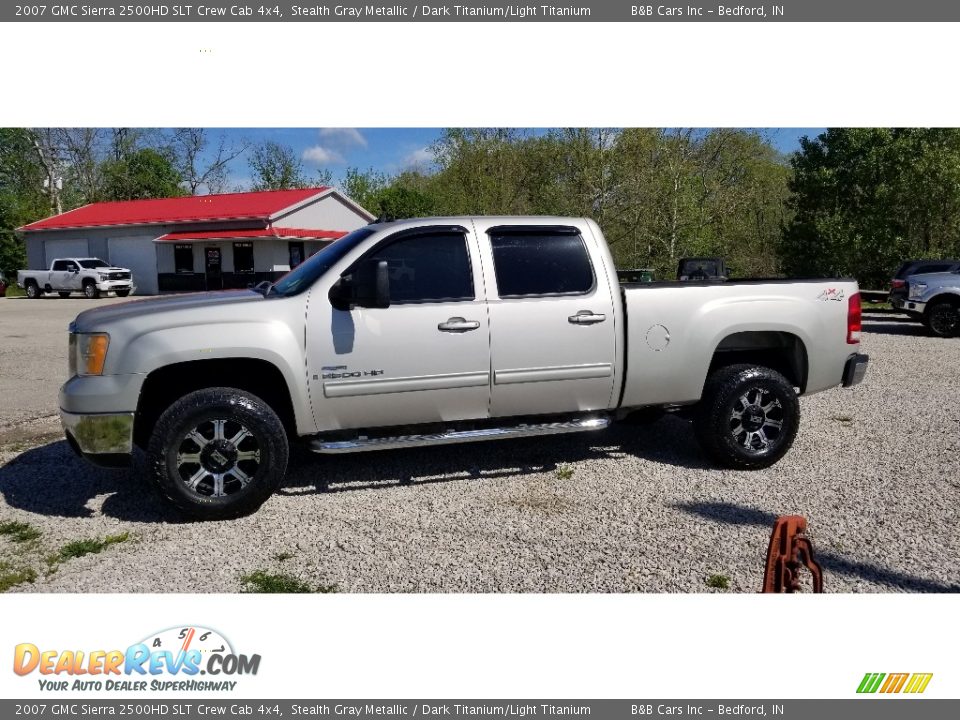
xmin=18 ymin=187 xmax=374 ymax=294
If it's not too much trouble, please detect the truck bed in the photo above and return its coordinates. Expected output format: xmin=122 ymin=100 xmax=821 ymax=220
xmin=618 ymin=277 xmax=861 ymax=408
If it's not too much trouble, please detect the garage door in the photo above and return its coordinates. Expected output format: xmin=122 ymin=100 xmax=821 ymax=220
xmin=44 ymin=238 xmax=89 ymax=266
xmin=108 ymin=237 xmax=158 ymax=295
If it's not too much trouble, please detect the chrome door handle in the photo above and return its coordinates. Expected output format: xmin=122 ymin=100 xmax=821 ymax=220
xmin=438 ymin=317 xmax=481 ymax=332
xmin=568 ymin=310 xmax=606 ymax=325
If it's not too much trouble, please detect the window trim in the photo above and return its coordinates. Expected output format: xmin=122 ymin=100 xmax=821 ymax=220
xmin=349 ymin=225 xmax=477 ymax=305
xmin=487 ymin=225 xmax=597 ymax=299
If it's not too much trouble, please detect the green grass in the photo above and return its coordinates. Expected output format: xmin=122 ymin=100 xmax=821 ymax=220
xmin=0 ymin=521 xmax=42 ymax=544
xmin=2 ymin=285 xmax=25 ymax=298
xmin=53 ymin=532 xmax=130 ymax=562
xmin=706 ymin=573 xmax=731 ymax=590
xmin=0 ymin=561 xmax=37 ymax=592
xmin=240 ymin=570 xmax=337 ymax=594
xmin=555 ymin=464 xmax=575 ymax=481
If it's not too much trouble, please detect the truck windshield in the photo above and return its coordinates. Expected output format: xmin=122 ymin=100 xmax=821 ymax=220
xmin=271 ymin=227 xmax=377 ymax=296
xmin=78 ymin=259 xmax=110 ymax=268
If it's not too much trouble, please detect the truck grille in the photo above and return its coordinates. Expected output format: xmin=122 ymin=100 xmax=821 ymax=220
xmin=108 ymin=272 xmax=131 ymax=281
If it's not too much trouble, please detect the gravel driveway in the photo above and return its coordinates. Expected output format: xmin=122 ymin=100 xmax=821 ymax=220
xmin=0 ymin=301 xmax=957 ymax=593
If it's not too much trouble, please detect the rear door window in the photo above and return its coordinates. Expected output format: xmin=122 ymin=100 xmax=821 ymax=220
xmin=488 ymin=227 xmax=595 ymax=297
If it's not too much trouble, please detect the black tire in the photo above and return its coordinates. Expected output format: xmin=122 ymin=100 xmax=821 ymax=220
xmin=83 ymin=281 xmax=99 ymax=299
xmin=58 ymin=291 xmax=71 ymax=298
xmin=115 ymin=289 xmax=131 ymax=297
xmin=147 ymin=387 xmax=289 ymax=520
xmin=923 ymin=299 xmax=960 ymax=338
xmin=25 ymin=282 xmax=41 ymax=299
xmin=694 ymin=364 xmax=800 ymax=470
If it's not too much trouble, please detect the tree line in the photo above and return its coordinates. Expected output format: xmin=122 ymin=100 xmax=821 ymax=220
xmin=4 ymin=127 xmax=960 ymax=288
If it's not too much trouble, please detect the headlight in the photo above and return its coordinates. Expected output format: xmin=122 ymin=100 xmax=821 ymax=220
xmin=70 ymin=333 xmax=110 ymax=376
xmin=99 ymin=273 xmax=109 ymax=281
xmin=908 ymin=283 xmax=927 ymax=300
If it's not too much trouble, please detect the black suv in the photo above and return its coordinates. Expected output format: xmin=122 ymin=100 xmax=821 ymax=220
xmin=889 ymin=259 xmax=960 ymax=310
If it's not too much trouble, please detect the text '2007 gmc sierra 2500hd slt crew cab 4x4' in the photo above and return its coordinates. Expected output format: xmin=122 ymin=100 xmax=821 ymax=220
xmin=60 ymin=217 xmax=869 ymax=519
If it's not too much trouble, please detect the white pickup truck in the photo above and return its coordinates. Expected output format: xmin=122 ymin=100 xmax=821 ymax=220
xmin=59 ymin=217 xmax=868 ymax=519
xmin=18 ymin=258 xmax=134 ymax=299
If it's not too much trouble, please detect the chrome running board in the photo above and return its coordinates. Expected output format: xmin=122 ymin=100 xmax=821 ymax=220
xmin=309 ymin=416 xmax=611 ymax=454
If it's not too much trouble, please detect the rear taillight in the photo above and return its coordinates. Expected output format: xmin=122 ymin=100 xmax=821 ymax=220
xmin=847 ymin=292 xmax=862 ymax=344
xmin=891 ymin=279 xmax=906 ymax=289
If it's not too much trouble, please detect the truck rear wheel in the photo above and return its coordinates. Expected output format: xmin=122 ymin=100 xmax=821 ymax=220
xmin=694 ymin=364 xmax=799 ymax=470
xmin=25 ymin=282 xmax=41 ymax=299
xmin=147 ymin=387 xmax=289 ymax=520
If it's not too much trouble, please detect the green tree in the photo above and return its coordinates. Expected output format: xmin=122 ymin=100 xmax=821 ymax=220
xmin=782 ymin=128 xmax=960 ymax=287
xmin=248 ymin=141 xmax=308 ymax=190
xmin=373 ymin=184 xmax=436 ymax=219
xmin=342 ymin=167 xmax=389 ymax=211
xmin=101 ymin=148 xmax=184 ymax=201
xmin=0 ymin=129 xmax=47 ymax=277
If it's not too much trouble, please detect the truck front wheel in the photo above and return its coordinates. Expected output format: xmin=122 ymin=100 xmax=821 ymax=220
xmin=923 ymin=299 xmax=960 ymax=338
xmin=83 ymin=281 xmax=100 ymax=299
xmin=694 ymin=364 xmax=799 ymax=470
xmin=147 ymin=387 xmax=289 ymax=520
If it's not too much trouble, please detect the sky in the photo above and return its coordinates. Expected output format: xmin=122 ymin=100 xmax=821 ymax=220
xmin=212 ymin=127 xmax=826 ymax=191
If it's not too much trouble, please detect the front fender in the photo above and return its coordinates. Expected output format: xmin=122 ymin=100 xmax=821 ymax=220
xmin=110 ymin=321 xmax=313 ymax=434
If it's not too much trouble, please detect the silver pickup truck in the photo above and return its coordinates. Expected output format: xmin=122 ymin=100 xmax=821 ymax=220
xmin=18 ymin=258 xmax=135 ymax=299
xmin=60 ymin=217 xmax=868 ymax=519
xmin=897 ymin=270 xmax=960 ymax=337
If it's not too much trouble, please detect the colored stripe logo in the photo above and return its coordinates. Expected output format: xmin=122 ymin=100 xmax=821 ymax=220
xmin=857 ymin=672 xmax=933 ymax=694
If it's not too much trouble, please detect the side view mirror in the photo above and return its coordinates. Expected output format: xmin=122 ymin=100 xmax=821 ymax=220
xmin=329 ymin=260 xmax=390 ymax=311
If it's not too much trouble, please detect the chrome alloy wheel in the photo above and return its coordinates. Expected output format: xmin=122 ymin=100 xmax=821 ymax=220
xmin=175 ymin=419 xmax=262 ymax=497
xmin=729 ymin=388 xmax=784 ymax=453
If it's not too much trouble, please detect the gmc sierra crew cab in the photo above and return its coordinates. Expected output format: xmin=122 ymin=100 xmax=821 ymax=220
xmin=59 ymin=217 xmax=868 ymax=519
xmin=18 ymin=258 xmax=134 ymax=299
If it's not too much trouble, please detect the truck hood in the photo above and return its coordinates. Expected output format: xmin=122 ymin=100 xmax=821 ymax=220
xmin=71 ymin=290 xmax=264 ymax=332
xmin=907 ymin=271 xmax=959 ymax=283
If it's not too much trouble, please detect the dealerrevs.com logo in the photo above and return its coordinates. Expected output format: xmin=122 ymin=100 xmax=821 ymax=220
xmin=857 ymin=672 xmax=933 ymax=694
xmin=13 ymin=626 xmax=261 ymax=692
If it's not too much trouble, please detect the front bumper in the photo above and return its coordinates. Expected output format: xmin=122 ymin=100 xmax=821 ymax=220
xmin=894 ymin=297 xmax=926 ymax=313
xmin=95 ymin=280 xmax=135 ymax=294
xmin=60 ymin=410 xmax=134 ymax=468
xmin=842 ymin=353 xmax=869 ymax=388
